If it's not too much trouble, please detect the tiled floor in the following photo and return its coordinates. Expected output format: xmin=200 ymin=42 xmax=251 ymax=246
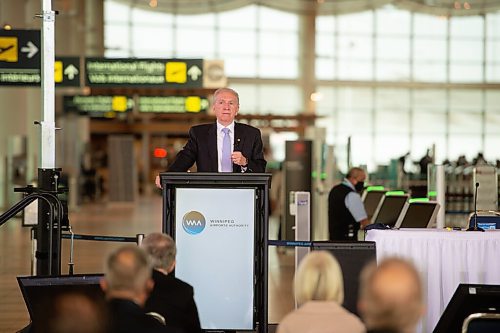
xmin=0 ymin=195 xmax=294 ymax=332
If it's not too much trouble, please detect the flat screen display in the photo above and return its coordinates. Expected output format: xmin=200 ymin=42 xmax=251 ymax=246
xmin=17 ymin=274 xmax=104 ymax=321
xmin=175 ymin=187 xmax=255 ymax=330
xmin=433 ymin=284 xmax=500 ymax=333
xmin=311 ymin=241 xmax=376 ymax=316
xmin=372 ymin=196 xmax=408 ymax=227
xmin=362 ymin=191 xmax=386 ymax=219
xmin=398 ymin=202 xmax=439 ymax=228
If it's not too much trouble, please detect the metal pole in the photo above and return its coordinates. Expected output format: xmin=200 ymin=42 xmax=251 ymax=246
xmin=36 ymin=1 xmax=60 ymax=276
xmin=40 ymin=0 xmax=56 ymax=168
xmin=436 ymin=165 xmax=446 ymax=228
xmin=136 ymin=233 xmax=145 ymax=246
xmin=31 ymin=228 xmax=37 ymax=276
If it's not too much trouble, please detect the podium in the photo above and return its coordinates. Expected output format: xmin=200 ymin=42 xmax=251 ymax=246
xmin=160 ymin=172 xmax=271 ymax=333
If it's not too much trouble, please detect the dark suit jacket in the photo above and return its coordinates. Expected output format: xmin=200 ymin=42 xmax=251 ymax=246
xmin=168 ymin=122 xmax=266 ymax=173
xmin=107 ymin=298 xmax=170 ymax=333
xmin=145 ymin=269 xmax=202 ymax=333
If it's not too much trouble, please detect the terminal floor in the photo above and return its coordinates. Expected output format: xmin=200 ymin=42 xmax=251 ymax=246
xmin=0 ymin=194 xmax=294 ymax=332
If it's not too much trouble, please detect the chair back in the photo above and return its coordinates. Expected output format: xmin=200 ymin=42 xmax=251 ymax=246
xmin=462 ymin=313 xmax=500 ymax=333
xmin=467 ymin=211 xmax=500 ymax=229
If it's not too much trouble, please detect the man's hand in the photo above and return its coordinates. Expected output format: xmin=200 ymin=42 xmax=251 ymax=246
xmin=155 ymin=175 xmax=162 ymax=189
xmin=231 ymin=151 xmax=247 ymax=166
xmin=360 ymin=218 xmax=370 ymax=229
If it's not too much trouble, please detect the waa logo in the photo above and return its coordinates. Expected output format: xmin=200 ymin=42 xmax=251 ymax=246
xmin=182 ymin=211 xmax=206 ymax=235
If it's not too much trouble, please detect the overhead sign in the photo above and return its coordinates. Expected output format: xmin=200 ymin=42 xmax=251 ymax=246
xmin=64 ymin=95 xmax=133 ymax=118
xmin=138 ymin=96 xmax=209 ymax=113
xmin=55 ymin=57 xmax=81 ymax=87
xmin=0 ymin=29 xmax=40 ymax=85
xmin=85 ymin=58 xmax=203 ymax=88
xmin=0 ymin=29 xmax=81 ymax=86
xmin=203 ymin=60 xmax=227 ymax=88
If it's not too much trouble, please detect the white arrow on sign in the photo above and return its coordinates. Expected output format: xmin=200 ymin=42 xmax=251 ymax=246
xmin=187 ymin=65 xmax=202 ymax=81
xmin=63 ymin=64 xmax=79 ymax=80
xmin=20 ymin=41 xmax=39 ymax=58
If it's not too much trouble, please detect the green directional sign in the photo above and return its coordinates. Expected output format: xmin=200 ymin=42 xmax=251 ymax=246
xmin=85 ymin=58 xmax=203 ymax=88
xmin=64 ymin=95 xmax=133 ymax=118
xmin=138 ymin=96 xmax=209 ymax=113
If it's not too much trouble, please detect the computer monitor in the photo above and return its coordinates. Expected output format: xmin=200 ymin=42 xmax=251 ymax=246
xmin=361 ymin=190 xmax=386 ymax=219
xmin=17 ymin=274 xmax=104 ymax=324
xmin=395 ymin=201 xmax=440 ymax=229
xmin=311 ymin=241 xmax=376 ymax=316
xmin=371 ymin=195 xmax=409 ymax=227
xmin=433 ymin=284 xmax=500 ymax=333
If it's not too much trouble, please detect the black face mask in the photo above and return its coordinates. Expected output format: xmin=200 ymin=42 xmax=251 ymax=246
xmin=354 ymin=181 xmax=365 ymax=192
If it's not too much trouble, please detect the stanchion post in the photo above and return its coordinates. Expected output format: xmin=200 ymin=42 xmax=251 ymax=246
xmin=36 ymin=168 xmax=62 ymax=276
xmin=31 ymin=227 xmax=37 ymax=276
xmin=136 ymin=233 xmax=145 ymax=246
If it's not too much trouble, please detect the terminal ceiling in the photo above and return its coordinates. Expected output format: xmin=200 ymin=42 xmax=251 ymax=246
xmin=114 ymin=0 xmax=500 ymax=16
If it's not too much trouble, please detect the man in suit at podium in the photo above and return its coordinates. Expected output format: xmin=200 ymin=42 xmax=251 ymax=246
xmin=155 ymin=87 xmax=266 ymax=188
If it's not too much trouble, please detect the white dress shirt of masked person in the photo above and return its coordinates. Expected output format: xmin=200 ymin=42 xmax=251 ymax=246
xmin=328 ymin=167 xmax=369 ymax=241
xmin=155 ymin=88 xmax=266 ymax=188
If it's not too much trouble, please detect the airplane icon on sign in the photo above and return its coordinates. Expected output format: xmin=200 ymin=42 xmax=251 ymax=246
xmin=0 ymin=44 xmax=14 ymax=55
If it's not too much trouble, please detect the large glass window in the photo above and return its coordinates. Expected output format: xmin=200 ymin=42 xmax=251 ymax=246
xmin=486 ymin=13 xmax=500 ymax=82
xmin=413 ymin=14 xmax=447 ymax=82
xmin=104 ymin=1 xmax=500 ymax=171
xmin=449 ymin=16 xmax=484 ymax=83
xmin=337 ymin=11 xmax=374 ymax=81
xmin=104 ymin=3 xmax=298 ymax=79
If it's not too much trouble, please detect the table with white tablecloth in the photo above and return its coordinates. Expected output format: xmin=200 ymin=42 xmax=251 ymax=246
xmin=365 ymin=228 xmax=500 ymax=333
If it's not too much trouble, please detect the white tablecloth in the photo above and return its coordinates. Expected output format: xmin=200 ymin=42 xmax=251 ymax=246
xmin=365 ymin=228 xmax=500 ymax=333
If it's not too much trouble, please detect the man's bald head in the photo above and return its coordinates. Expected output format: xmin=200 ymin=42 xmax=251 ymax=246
xmin=346 ymin=167 xmax=365 ymax=180
xmin=359 ymin=258 xmax=424 ymax=333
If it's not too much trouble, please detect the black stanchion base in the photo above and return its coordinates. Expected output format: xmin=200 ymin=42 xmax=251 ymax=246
xmin=466 ymin=226 xmax=485 ymax=232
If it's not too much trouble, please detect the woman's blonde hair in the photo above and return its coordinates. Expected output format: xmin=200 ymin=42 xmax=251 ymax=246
xmin=294 ymin=250 xmax=344 ymax=305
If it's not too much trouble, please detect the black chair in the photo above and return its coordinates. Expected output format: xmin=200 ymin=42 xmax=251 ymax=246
xmin=467 ymin=211 xmax=500 ymax=229
xmin=462 ymin=313 xmax=500 ymax=333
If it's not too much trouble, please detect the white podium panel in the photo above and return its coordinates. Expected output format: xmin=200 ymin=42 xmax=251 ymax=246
xmin=175 ymin=188 xmax=256 ymax=330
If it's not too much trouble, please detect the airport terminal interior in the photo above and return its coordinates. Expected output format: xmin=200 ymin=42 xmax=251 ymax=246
xmin=1 ymin=0 xmax=500 ymax=332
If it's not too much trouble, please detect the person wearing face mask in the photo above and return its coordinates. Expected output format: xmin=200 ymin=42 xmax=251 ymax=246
xmin=328 ymin=167 xmax=369 ymax=241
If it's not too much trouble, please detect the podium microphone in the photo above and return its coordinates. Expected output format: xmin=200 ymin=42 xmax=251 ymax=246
xmin=466 ymin=182 xmax=484 ymax=232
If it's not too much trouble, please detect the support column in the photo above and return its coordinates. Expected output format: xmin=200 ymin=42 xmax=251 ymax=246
xmin=299 ymin=13 xmax=316 ymax=116
xmin=85 ymin=0 xmax=105 ymax=56
xmin=55 ymin=0 xmax=86 ymax=208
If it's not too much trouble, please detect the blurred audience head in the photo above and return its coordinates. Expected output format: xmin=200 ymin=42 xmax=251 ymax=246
xmin=35 ymin=291 xmax=108 ymax=333
xmin=141 ymin=232 xmax=176 ymax=273
xmin=359 ymin=257 xmax=424 ymax=333
xmin=294 ymin=250 xmax=344 ymax=306
xmin=101 ymin=245 xmax=153 ymax=306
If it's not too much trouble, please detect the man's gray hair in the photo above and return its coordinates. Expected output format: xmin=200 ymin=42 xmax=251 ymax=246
xmin=213 ymin=87 xmax=239 ymax=105
xmin=141 ymin=233 xmax=177 ymax=271
xmin=104 ymin=245 xmax=152 ymax=293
